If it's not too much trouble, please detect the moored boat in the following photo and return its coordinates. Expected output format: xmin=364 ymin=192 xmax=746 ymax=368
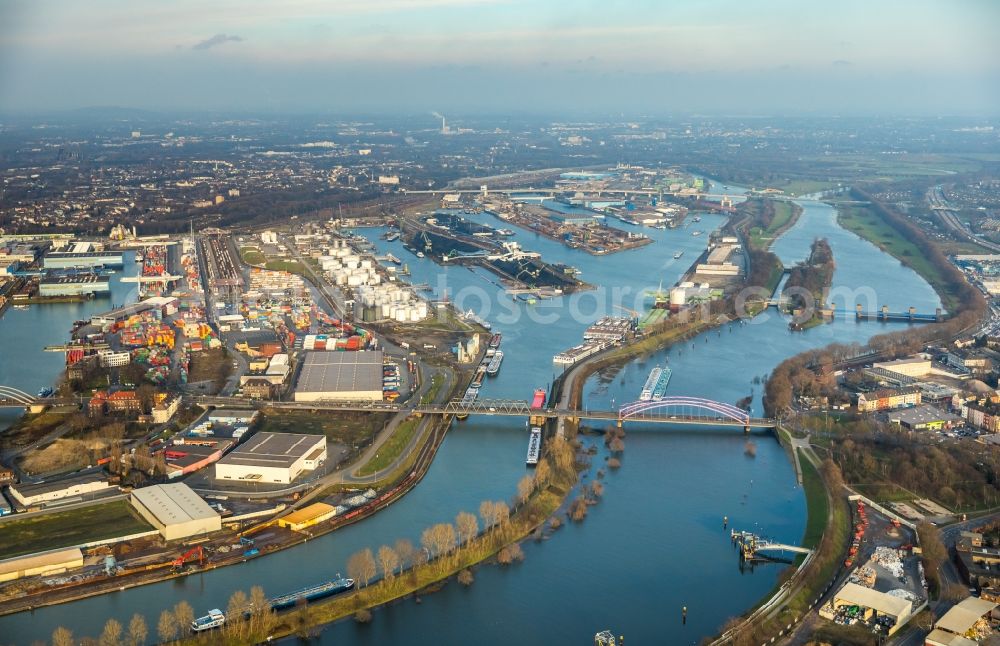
xmin=191 ymin=609 xmax=225 ymax=633
xmin=639 ymin=367 xmax=662 ymax=401
xmin=486 ymin=350 xmax=503 ymax=376
xmin=269 ymin=578 xmax=355 ymax=612
xmin=526 ymin=427 xmax=542 ymax=466
xmin=651 ymin=366 xmax=672 ymax=400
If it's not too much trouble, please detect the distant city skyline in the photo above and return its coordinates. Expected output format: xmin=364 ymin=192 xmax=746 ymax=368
xmin=1 ymin=0 xmax=998 ymax=115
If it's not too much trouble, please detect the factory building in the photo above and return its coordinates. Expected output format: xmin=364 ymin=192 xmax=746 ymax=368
xmin=926 ymin=597 xmax=998 ymax=646
xmin=277 ymin=502 xmax=338 ymax=531
xmin=38 ymin=274 xmax=110 ymax=297
xmin=43 ymin=251 xmax=124 ymax=269
xmin=294 ymin=350 xmax=384 ymax=402
xmin=0 ymin=548 xmax=85 ymax=583
xmin=215 ymin=432 xmax=327 ymax=484
xmin=130 ymin=483 xmax=222 ymax=541
xmin=8 ymin=473 xmax=114 ymax=509
xmin=818 ymin=582 xmax=912 ymax=636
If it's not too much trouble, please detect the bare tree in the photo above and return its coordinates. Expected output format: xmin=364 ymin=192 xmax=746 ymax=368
xmin=435 ymin=523 xmax=457 ymax=561
xmin=377 ymin=545 xmax=400 ymax=581
xmin=248 ymin=585 xmax=276 ymax=638
xmin=51 ymin=627 xmax=74 ymax=646
xmin=172 ymin=601 xmax=194 ymax=636
xmin=516 ymin=474 xmax=535 ymax=507
xmin=127 ymin=614 xmax=148 ymax=646
xmin=534 ymin=459 xmax=551 ymax=486
xmin=421 ymin=526 xmax=437 ymax=560
xmin=394 ymin=538 xmax=416 ymax=572
xmin=347 ymin=548 xmax=377 ymax=587
xmin=225 ymin=589 xmax=249 ymax=641
xmin=455 ymin=511 xmax=479 ymax=546
xmin=98 ymin=618 xmax=123 ymax=646
xmin=479 ymin=499 xmax=498 ymax=529
xmin=156 ymin=610 xmax=177 ymax=644
xmin=493 ymin=501 xmax=510 ymax=537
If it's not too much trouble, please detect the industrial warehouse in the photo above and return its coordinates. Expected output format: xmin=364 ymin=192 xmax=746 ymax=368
xmin=214 ymin=432 xmax=327 ymax=484
xmin=293 ymin=349 xmax=384 ymax=402
xmin=129 ymin=483 xmax=222 ymax=541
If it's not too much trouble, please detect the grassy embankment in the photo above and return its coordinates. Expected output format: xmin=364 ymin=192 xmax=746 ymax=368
xmin=748 ymin=200 xmax=799 ymax=251
xmin=837 ymin=204 xmax=958 ymax=310
xmin=355 ymin=417 xmax=420 ymax=477
xmin=174 ymin=434 xmax=578 ymax=645
xmin=0 ymin=500 xmax=152 ymax=559
xmin=724 ymin=456 xmax=850 ymax=644
xmin=0 ymin=406 xmax=76 ymax=452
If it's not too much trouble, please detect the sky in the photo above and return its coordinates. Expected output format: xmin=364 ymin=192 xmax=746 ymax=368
xmin=0 ymin=0 xmax=998 ymax=116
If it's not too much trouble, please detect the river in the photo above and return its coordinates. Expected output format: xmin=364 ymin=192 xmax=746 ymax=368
xmin=0 ymin=191 xmax=941 ymax=644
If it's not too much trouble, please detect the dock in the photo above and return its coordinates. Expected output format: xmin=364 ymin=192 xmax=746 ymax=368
xmin=731 ymin=529 xmax=811 ymax=561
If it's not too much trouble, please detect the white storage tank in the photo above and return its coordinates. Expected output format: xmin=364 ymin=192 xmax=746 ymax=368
xmin=670 ymin=287 xmax=686 ymax=311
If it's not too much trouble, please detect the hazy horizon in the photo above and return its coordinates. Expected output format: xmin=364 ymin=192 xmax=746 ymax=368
xmin=1 ymin=0 xmax=999 ymax=116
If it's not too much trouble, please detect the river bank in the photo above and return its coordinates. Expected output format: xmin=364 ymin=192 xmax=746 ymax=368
xmin=172 ymin=435 xmax=582 ymax=645
xmin=0 ymin=187 xmax=943 ymax=645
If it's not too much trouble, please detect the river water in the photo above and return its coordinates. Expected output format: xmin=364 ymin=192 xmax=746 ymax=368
xmin=0 ymin=192 xmax=941 ymax=644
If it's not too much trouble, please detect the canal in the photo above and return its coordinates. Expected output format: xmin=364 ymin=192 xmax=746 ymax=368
xmin=0 ymin=191 xmax=941 ymax=644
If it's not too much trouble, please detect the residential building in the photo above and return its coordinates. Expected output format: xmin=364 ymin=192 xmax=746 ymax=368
xmin=856 ymin=386 xmax=922 ymax=413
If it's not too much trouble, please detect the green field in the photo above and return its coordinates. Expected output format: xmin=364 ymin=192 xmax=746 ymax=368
xmin=356 ymin=417 xmax=420 ymax=476
xmin=240 ymin=247 xmax=265 ymax=265
xmin=0 ymin=500 xmax=152 ymax=559
xmin=257 ymin=409 xmax=390 ymax=447
xmin=749 ymin=201 xmax=798 ymax=250
xmin=264 ymin=259 xmax=307 ymax=275
xmin=772 ymin=179 xmax=840 ymax=197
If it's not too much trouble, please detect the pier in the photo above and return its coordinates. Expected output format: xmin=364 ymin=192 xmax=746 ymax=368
xmin=731 ymin=529 xmax=812 ymax=561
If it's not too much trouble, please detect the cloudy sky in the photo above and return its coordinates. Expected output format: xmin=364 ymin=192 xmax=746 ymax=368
xmin=1 ymin=0 xmax=998 ymax=115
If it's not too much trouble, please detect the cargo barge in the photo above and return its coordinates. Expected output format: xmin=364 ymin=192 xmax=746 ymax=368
xmin=470 ymin=365 xmax=487 ymax=388
xmin=486 ymin=350 xmax=503 ymax=376
xmin=553 ymin=340 xmax=609 ymax=367
xmin=639 ymin=367 xmax=662 ymax=401
xmin=531 ymin=388 xmax=546 ymax=409
xmin=526 ymin=427 xmax=542 ymax=466
xmin=651 ymin=366 xmax=672 ymax=400
xmin=269 ymin=577 xmax=355 ymax=611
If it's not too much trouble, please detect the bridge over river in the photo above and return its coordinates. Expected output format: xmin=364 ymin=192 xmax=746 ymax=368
xmin=0 ymin=388 xmax=775 ymax=430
